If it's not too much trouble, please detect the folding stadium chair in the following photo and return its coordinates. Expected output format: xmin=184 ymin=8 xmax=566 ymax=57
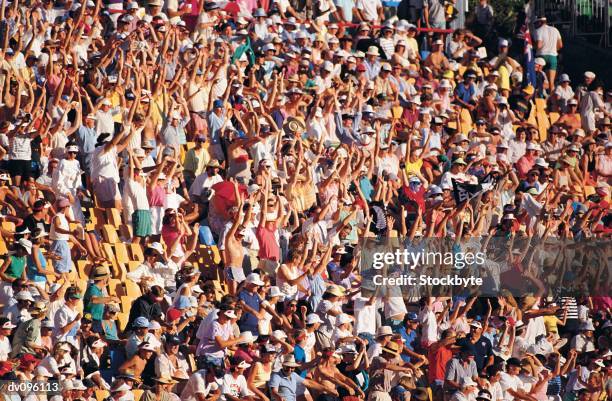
xmin=125 ymin=280 xmax=142 ymax=298
xmin=535 ymin=98 xmax=547 ymax=113
xmin=113 ymin=243 xmax=130 ymax=264
xmin=101 ymin=225 xmax=120 ymax=243
xmin=121 ymin=296 xmax=134 ymax=313
xmin=116 ymin=312 xmax=129 ymax=331
xmin=127 ymin=260 xmax=142 ymax=272
xmin=106 ymin=208 xmax=123 ymax=228
xmin=118 ymin=224 xmax=132 ymax=241
xmin=129 ymin=243 xmax=144 ymax=262
xmin=93 ymin=208 xmax=106 ymax=228
xmin=537 ymin=111 xmax=550 ymax=142
xmin=77 ymin=260 xmax=92 ymax=280
xmin=108 ymin=279 xmax=126 ymax=297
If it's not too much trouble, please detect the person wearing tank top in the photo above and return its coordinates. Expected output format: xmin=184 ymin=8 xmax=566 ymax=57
xmin=49 ymin=199 xmax=79 ymax=281
xmin=149 ymin=164 xmax=169 ymax=236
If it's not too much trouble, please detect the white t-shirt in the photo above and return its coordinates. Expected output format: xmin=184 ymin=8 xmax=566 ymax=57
xmin=419 ymin=306 xmax=438 ymax=345
xmin=499 ymin=372 xmax=524 ymax=401
xmin=535 ymin=25 xmax=561 ymax=56
xmin=353 ymin=296 xmax=377 ymax=336
xmin=54 ymin=305 xmax=80 ymax=346
xmin=0 ymin=336 xmax=11 ymax=361
xmin=95 ymin=108 xmax=121 ymax=134
xmin=221 ymin=373 xmax=251 ymax=400
xmin=91 ymin=146 xmax=120 ymax=182
xmin=356 ymin=0 xmax=381 ymax=22
xmin=181 ymin=370 xmax=219 ymax=401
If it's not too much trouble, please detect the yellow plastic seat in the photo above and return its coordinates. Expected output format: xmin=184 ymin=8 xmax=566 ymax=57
xmin=121 ymin=295 xmax=134 ymax=313
xmin=127 ymin=260 xmax=142 ymax=272
xmin=116 ymin=312 xmax=129 ymax=331
xmin=101 ymin=225 xmax=120 ymax=243
xmin=125 ymin=280 xmax=142 ymax=298
xmin=77 ymin=260 xmax=92 ymax=280
xmin=106 ymin=208 xmax=123 ymax=227
xmin=129 ymin=243 xmax=144 ymax=262
xmin=114 ymin=243 xmax=130 ymax=264
xmin=119 ymin=224 xmax=132 ymax=240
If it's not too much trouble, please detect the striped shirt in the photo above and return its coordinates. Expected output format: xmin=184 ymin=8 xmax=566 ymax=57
xmin=9 ymin=133 xmax=32 ymax=160
xmin=559 ymin=297 xmax=579 ymax=320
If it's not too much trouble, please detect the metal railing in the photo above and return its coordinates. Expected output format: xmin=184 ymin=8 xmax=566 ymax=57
xmin=535 ymin=0 xmax=611 ymax=47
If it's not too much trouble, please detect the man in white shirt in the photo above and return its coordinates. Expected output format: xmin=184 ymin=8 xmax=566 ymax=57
xmin=499 ymin=358 xmax=530 ymax=400
xmin=189 ymin=161 xmax=224 ymax=203
xmin=54 ymin=288 xmax=82 ymax=347
xmin=355 ymin=0 xmax=383 ymax=23
xmin=91 ymin=126 xmax=137 ymax=209
xmin=181 ymin=367 xmax=222 ymax=401
xmin=534 ymin=16 xmax=563 ymax=93
xmin=95 ymin=98 xmax=122 ymax=135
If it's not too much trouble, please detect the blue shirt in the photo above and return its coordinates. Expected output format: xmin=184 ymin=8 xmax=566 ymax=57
xmin=76 ymin=125 xmax=98 ymax=171
xmin=308 ymin=273 xmax=326 ymax=312
xmin=455 ymin=83 xmax=476 ymax=104
xmin=293 ymin=346 xmax=308 ymax=378
xmin=208 ymin=110 xmax=226 ymax=144
xmin=359 ymin=176 xmax=374 ymax=202
xmin=398 ymin=328 xmax=417 ymax=363
xmin=27 ymin=248 xmax=47 ymax=283
xmin=269 ymin=371 xmax=305 ymax=401
xmin=238 ymin=290 xmax=261 ymax=333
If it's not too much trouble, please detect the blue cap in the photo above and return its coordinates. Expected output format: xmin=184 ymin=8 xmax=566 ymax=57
xmin=176 ymin=296 xmax=191 ymax=309
xmin=236 ymin=130 xmax=246 ymax=139
xmin=213 ymin=99 xmax=223 ymax=109
xmin=61 ymin=95 xmax=70 ymax=101
xmin=133 ymin=316 xmax=150 ymax=328
xmin=406 ymin=312 xmax=418 ymax=321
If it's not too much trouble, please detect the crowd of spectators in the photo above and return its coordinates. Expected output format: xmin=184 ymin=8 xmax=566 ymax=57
xmin=0 ymin=0 xmax=609 ymax=401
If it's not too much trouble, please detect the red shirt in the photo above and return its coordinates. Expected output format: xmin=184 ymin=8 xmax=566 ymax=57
xmin=515 ymin=154 xmax=536 ymax=179
xmin=256 ymin=225 xmax=280 ymax=261
xmin=428 ymin=343 xmax=453 ymax=384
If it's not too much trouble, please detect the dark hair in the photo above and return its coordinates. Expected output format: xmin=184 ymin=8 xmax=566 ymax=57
xmin=486 ymin=365 xmax=501 ymax=378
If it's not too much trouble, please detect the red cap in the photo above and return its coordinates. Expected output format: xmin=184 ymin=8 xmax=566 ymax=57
xmin=166 ymin=308 xmax=181 ymax=322
xmin=356 ymin=64 xmax=367 ymax=72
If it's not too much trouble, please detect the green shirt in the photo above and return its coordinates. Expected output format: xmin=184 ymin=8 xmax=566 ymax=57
xmin=6 ymin=255 xmax=26 ymax=280
xmin=10 ymin=318 xmax=41 ymax=357
xmin=84 ymin=283 xmax=105 ymax=321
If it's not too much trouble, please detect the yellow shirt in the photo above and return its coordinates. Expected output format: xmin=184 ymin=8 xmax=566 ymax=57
xmin=405 ymin=37 xmax=419 ymax=58
xmin=543 ymin=315 xmax=562 ymax=334
xmin=405 ymin=159 xmax=423 ymax=177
